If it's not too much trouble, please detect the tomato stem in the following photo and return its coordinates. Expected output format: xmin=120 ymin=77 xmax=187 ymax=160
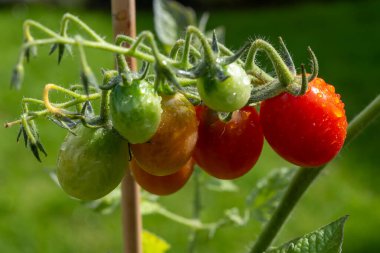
xmin=278 ymin=37 xmax=296 ymax=75
xmin=99 ymin=90 xmax=110 ymax=124
xmin=345 ymin=94 xmax=380 ymax=145
xmin=186 ymin=26 xmax=216 ymax=65
xmin=4 ymin=86 xmax=101 ymax=128
xmin=60 ymin=13 xmax=105 ymax=43
xmin=248 ymin=94 xmax=380 ymax=253
xmin=188 ymin=168 xmax=202 ymax=253
xmin=156 ymin=205 xmax=227 ymax=231
xmin=245 ymin=39 xmax=294 ymax=87
xmin=248 ymin=80 xmax=284 ymax=104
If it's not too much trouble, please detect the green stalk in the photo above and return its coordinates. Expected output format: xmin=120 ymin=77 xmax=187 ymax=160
xmin=245 ymin=39 xmax=293 ymax=86
xmin=60 ymin=13 xmax=105 ymax=42
xmin=99 ymin=90 xmax=111 ymax=123
xmin=186 ymin=26 xmax=216 ymax=65
xmin=4 ymin=92 xmax=101 ymax=128
xmin=249 ymin=94 xmax=380 ymax=253
xmin=188 ymin=168 xmax=202 ymax=253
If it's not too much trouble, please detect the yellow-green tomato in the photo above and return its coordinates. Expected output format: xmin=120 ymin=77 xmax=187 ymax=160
xmin=57 ymin=125 xmax=129 ymax=200
xmin=197 ymin=63 xmax=251 ymax=112
xmin=110 ymin=80 xmax=162 ymax=144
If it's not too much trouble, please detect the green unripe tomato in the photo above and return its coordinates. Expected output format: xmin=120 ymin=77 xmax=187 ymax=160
xmin=110 ymin=80 xmax=162 ymax=144
xmin=57 ymin=125 xmax=129 ymax=200
xmin=197 ymin=63 xmax=251 ymax=112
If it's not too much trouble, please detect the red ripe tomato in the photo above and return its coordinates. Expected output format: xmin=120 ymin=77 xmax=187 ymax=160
xmin=260 ymin=77 xmax=347 ymax=167
xmin=193 ymin=106 xmax=264 ymax=180
xmin=131 ymin=93 xmax=198 ymax=176
xmin=130 ymin=158 xmax=194 ymax=196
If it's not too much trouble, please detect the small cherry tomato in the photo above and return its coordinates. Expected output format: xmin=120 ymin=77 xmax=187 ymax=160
xmin=260 ymin=77 xmax=347 ymax=167
xmin=57 ymin=125 xmax=129 ymax=200
xmin=110 ymin=79 xmax=162 ymax=144
xmin=193 ymin=105 xmax=264 ymax=179
xmin=131 ymin=93 xmax=198 ymax=176
xmin=197 ymin=62 xmax=251 ymax=112
xmin=130 ymin=158 xmax=194 ymax=196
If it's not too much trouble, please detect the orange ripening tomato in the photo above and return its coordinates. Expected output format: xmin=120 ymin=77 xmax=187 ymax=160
xmin=131 ymin=93 xmax=198 ymax=176
xmin=130 ymin=158 xmax=194 ymax=196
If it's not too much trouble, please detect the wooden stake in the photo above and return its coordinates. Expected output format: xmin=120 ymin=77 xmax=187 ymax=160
xmin=111 ymin=1 xmax=142 ymax=253
xmin=111 ymin=0 xmax=137 ymax=70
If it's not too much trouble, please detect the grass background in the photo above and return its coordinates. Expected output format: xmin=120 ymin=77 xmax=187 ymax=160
xmin=1 ymin=1 xmax=380 ymax=252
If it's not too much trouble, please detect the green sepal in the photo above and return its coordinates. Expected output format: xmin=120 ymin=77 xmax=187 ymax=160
xmin=10 ymin=64 xmax=24 ymax=90
xmin=30 ymin=143 xmax=41 ymax=162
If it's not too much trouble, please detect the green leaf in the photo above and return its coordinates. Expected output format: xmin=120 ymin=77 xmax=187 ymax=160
xmin=246 ymin=167 xmax=296 ymax=223
xmin=143 ymin=230 xmax=170 ymax=253
xmin=82 ymin=188 xmax=121 ymax=215
xmin=153 ymin=0 xmax=196 ymax=47
xmin=206 ymin=178 xmax=239 ymax=192
xmin=224 ymin=208 xmax=249 ymax=226
xmin=265 ymin=216 xmax=348 ymax=253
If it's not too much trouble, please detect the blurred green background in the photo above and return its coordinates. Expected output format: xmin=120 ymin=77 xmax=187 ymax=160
xmin=1 ymin=0 xmax=380 ymax=252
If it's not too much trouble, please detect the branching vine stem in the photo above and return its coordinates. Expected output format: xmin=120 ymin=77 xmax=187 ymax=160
xmin=155 ymin=205 xmax=228 ymax=232
xmin=245 ymin=39 xmax=294 ymax=86
xmin=4 ymin=85 xmax=101 ymax=128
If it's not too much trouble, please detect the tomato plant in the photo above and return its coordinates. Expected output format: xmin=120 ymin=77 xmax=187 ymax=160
xmin=130 ymin=158 xmax=194 ymax=196
xmin=131 ymin=93 xmax=198 ymax=176
xmin=5 ymin=3 xmax=380 ymax=253
xmin=57 ymin=125 xmax=129 ymax=200
xmin=193 ymin=105 xmax=264 ymax=179
xmin=260 ymin=77 xmax=348 ymax=167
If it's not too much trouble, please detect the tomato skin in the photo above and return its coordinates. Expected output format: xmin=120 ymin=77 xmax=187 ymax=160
xmin=131 ymin=93 xmax=198 ymax=176
xmin=130 ymin=158 xmax=194 ymax=196
xmin=57 ymin=125 xmax=129 ymax=200
xmin=193 ymin=105 xmax=264 ymax=179
xmin=110 ymin=80 xmax=162 ymax=144
xmin=197 ymin=63 xmax=251 ymax=112
xmin=260 ymin=77 xmax=347 ymax=167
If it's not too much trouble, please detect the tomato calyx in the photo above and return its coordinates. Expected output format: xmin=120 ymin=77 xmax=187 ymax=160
xmin=174 ymin=31 xmax=252 ymax=112
xmin=175 ymin=29 xmax=249 ymax=81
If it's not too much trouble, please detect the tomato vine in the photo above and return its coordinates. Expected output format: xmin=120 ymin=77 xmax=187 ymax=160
xmin=4 ymin=3 xmax=380 ymax=253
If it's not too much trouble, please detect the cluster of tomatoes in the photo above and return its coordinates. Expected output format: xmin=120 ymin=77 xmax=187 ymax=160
xmin=57 ymin=60 xmax=347 ymax=200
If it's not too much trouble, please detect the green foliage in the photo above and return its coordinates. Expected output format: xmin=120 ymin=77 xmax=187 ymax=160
xmin=206 ymin=178 xmax=239 ymax=192
xmin=247 ymin=167 xmax=296 ymax=223
xmin=153 ymin=0 xmax=196 ymax=47
xmin=265 ymin=216 xmax=348 ymax=253
xmin=83 ymin=188 xmax=121 ymax=215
